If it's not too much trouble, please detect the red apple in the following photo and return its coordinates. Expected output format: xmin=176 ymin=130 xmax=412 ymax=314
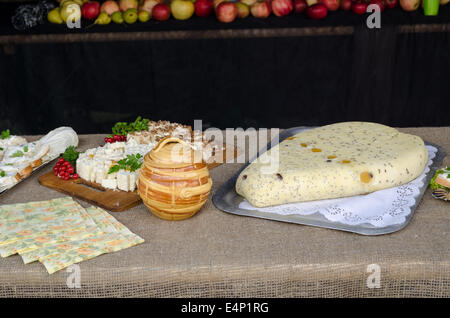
xmin=250 ymin=1 xmax=271 ymax=18
xmin=100 ymin=0 xmax=120 ymax=15
xmin=340 ymin=0 xmax=351 ymax=10
xmin=306 ymin=3 xmax=327 ymax=18
xmin=385 ymin=0 xmax=398 ymax=8
xmin=216 ymin=2 xmax=237 ymax=22
xmin=82 ymin=1 xmax=100 ymax=19
xmin=399 ymin=0 xmax=419 ymax=11
xmin=271 ymin=0 xmax=293 ymax=16
xmin=319 ymin=0 xmax=339 ymax=11
xmin=369 ymin=0 xmax=384 ymax=11
xmin=294 ymin=0 xmax=307 ymax=12
xmin=351 ymin=1 xmax=367 ymax=14
xmin=195 ymin=0 xmax=214 ymax=17
xmin=152 ymin=3 xmax=171 ymax=20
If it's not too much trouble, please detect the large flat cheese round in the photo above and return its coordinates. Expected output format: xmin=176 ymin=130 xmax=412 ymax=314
xmin=236 ymin=122 xmax=428 ymax=207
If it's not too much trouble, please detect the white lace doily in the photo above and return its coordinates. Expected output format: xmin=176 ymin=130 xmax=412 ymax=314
xmin=239 ymin=146 xmax=437 ymax=228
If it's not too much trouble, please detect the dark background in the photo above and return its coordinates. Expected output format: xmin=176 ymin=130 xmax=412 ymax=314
xmin=1 ymin=2 xmax=450 ymax=135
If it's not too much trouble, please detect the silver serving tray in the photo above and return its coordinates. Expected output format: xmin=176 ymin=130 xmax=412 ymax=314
xmin=213 ymin=127 xmax=447 ymax=235
xmin=0 ymin=158 xmax=57 ymax=197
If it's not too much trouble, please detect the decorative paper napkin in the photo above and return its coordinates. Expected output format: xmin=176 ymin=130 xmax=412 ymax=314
xmin=239 ymin=145 xmax=437 ymax=228
xmin=0 ymin=197 xmax=144 ymax=274
xmin=0 ymin=197 xmax=92 ymax=246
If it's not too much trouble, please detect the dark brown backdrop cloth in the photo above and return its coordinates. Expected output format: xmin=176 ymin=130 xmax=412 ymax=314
xmin=0 ymin=127 xmax=449 ymax=298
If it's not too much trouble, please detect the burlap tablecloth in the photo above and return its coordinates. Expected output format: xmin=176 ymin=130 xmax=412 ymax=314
xmin=0 ymin=127 xmax=449 ymax=298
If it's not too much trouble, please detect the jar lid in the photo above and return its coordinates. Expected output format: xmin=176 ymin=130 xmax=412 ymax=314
xmin=146 ymin=137 xmax=204 ymax=169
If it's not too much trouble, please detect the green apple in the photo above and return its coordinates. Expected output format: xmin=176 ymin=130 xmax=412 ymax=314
xmin=123 ymin=8 xmax=138 ymax=23
xmin=111 ymin=11 xmax=124 ymax=23
xmin=138 ymin=10 xmax=150 ymax=22
xmin=170 ymin=0 xmax=195 ymax=20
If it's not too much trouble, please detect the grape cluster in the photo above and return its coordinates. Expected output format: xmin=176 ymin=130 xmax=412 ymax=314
xmin=11 ymin=0 xmax=56 ymax=31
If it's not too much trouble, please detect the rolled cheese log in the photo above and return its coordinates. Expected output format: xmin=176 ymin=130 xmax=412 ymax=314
xmin=236 ymin=122 xmax=428 ymax=207
xmin=38 ymin=127 xmax=78 ymax=161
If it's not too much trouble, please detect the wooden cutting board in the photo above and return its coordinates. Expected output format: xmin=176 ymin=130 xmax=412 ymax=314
xmin=38 ymin=145 xmax=238 ymax=212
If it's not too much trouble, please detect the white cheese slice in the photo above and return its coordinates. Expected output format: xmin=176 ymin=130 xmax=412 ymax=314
xmin=84 ymin=160 xmax=95 ymax=182
xmin=129 ymin=171 xmax=137 ymax=192
xmin=94 ymin=164 xmax=107 ymax=184
xmin=117 ymin=170 xmax=129 ymax=192
xmin=101 ymin=178 xmax=117 ymax=190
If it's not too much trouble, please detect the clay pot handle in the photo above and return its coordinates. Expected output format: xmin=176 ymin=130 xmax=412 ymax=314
xmin=180 ymin=179 xmax=213 ymax=199
xmin=153 ymin=137 xmax=190 ymax=153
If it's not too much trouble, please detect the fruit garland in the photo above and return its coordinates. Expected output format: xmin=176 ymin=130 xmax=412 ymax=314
xmin=43 ymin=0 xmax=447 ymax=29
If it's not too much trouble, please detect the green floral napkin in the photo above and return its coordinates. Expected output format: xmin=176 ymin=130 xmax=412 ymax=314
xmin=0 ymin=197 xmax=91 ymax=246
xmin=0 ymin=197 xmax=144 ymax=274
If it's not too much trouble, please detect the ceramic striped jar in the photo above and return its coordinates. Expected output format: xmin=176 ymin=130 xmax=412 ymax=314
xmin=138 ymin=137 xmax=212 ymax=221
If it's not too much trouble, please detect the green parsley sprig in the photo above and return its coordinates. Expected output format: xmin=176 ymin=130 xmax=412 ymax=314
xmin=0 ymin=171 xmax=5 ymax=178
xmin=1 ymin=129 xmax=10 ymax=140
xmin=62 ymin=146 xmax=80 ymax=167
xmin=111 ymin=116 xmax=150 ymax=137
xmin=10 ymin=150 xmax=24 ymax=158
xmin=108 ymin=154 xmax=143 ymax=174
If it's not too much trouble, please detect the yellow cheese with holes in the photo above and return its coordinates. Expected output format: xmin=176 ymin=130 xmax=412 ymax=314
xmin=236 ymin=122 xmax=428 ymax=207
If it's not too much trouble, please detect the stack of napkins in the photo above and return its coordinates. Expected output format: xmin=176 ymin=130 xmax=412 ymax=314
xmin=0 ymin=197 xmax=144 ymax=274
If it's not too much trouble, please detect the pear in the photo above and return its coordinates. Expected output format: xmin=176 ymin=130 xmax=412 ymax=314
xmin=111 ymin=11 xmax=124 ymax=23
xmin=48 ymin=7 xmax=64 ymax=24
xmin=94 ymin=12 xmax=112 ymax=25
